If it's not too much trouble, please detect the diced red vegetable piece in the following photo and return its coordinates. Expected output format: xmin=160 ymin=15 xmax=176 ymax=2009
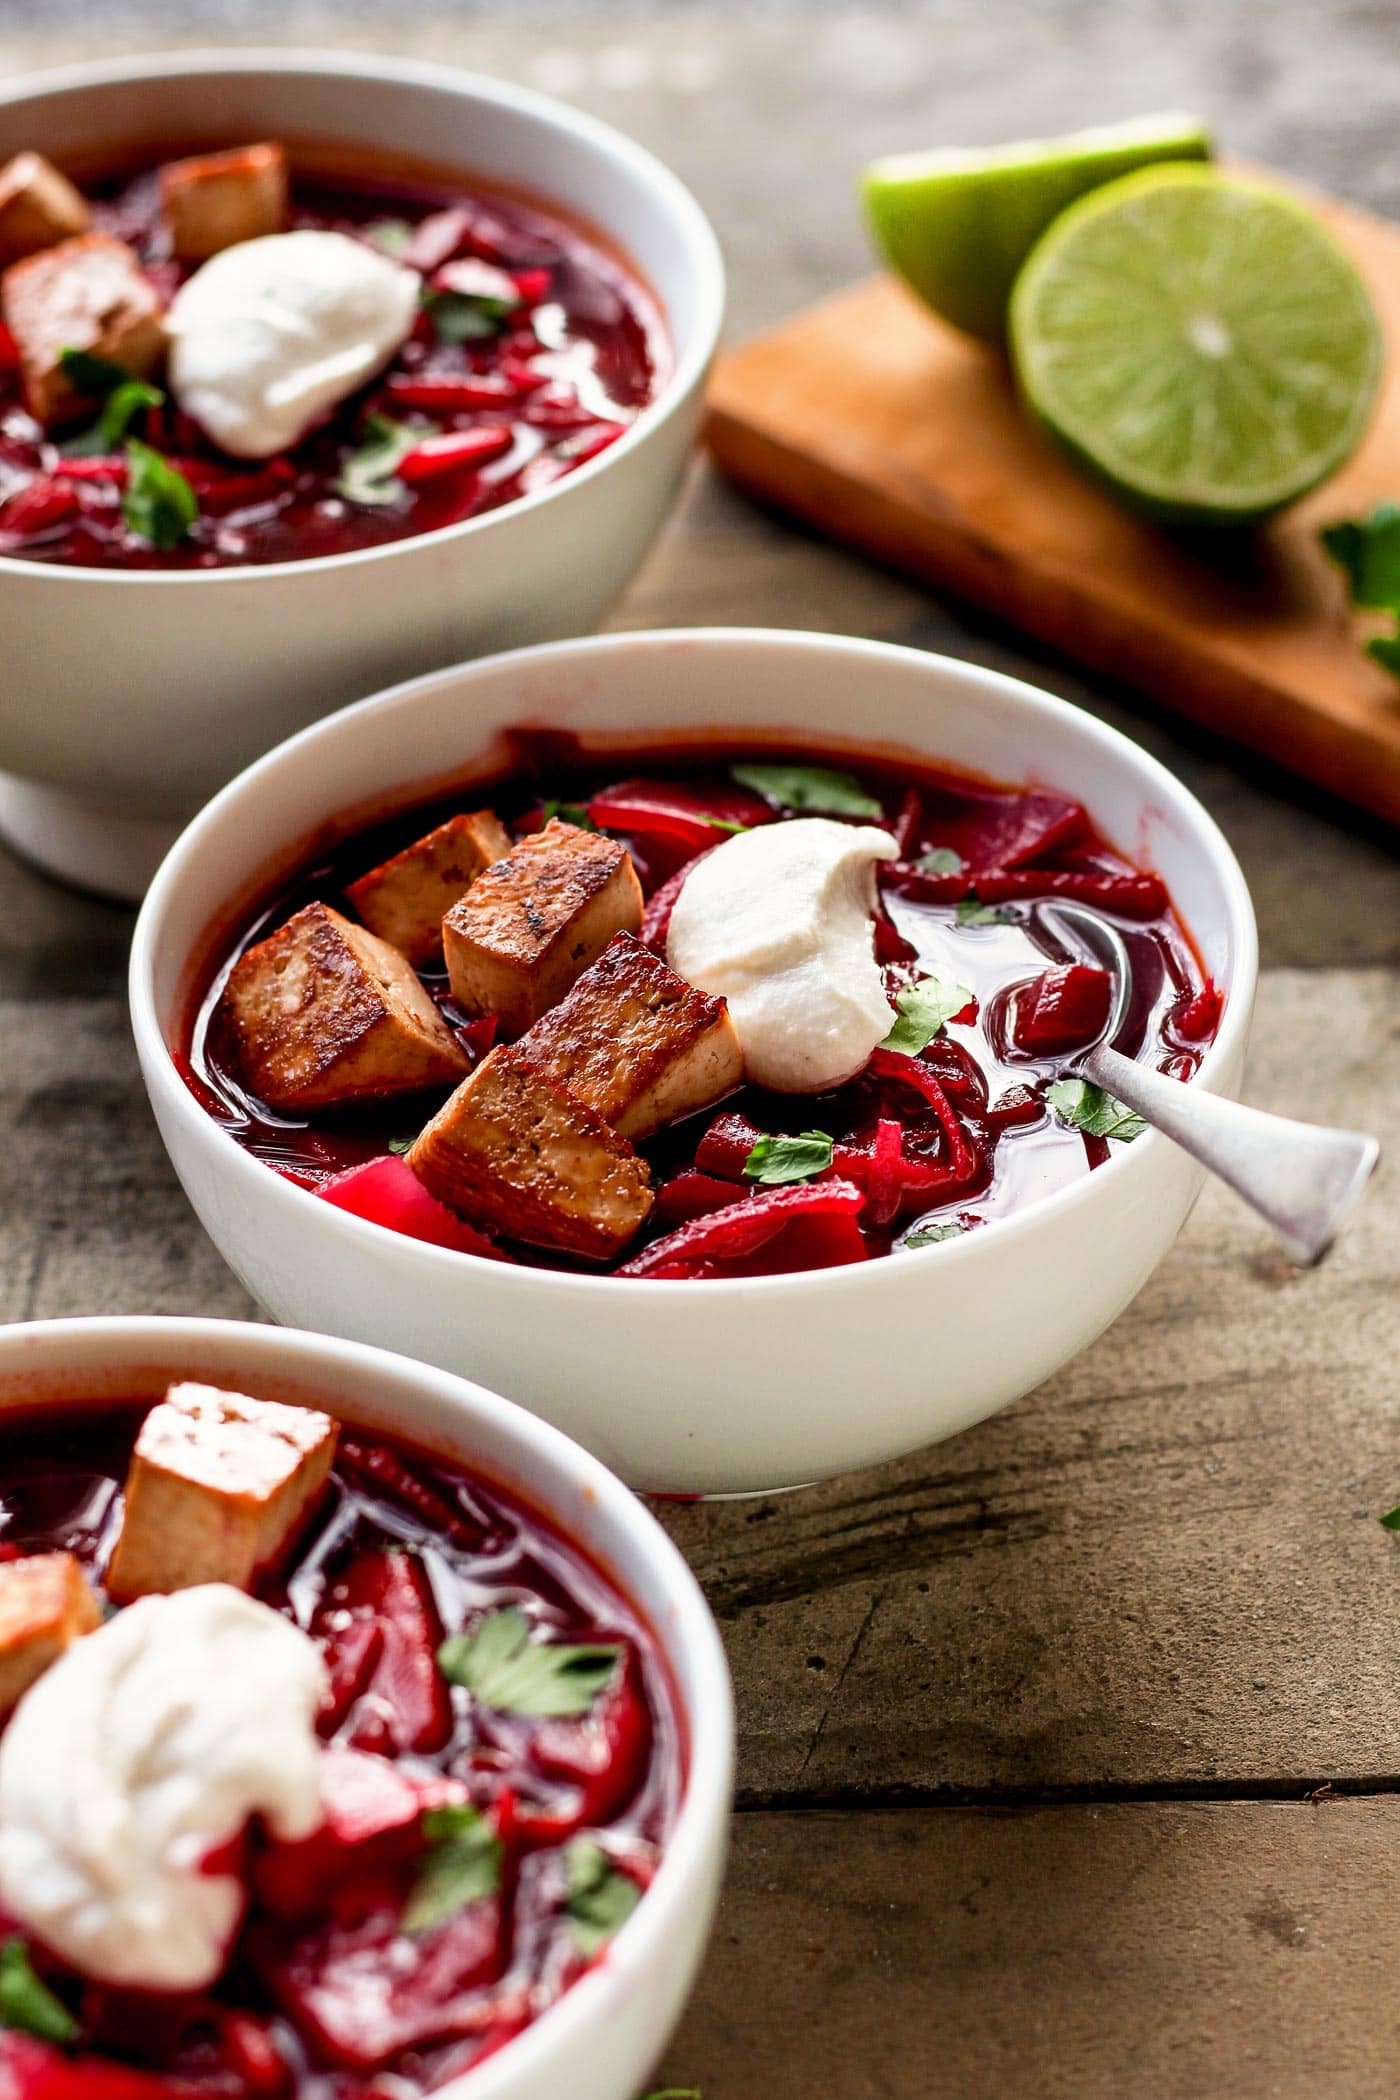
xmin=385 ymin=374 xmax=515 ymax=413
xmin=521 ymin=1647 xmax=651 ymax=1837
xmin=639 ymin=851 xmax=714 ymax=954
xmin=510 ymin=267 xmax=553 ymax=305
xmin=213 ymin=2012 xmax=290 ymax=2098
xmin=932 ymin=789 xmax=1089 ymax=873
xmin=0 ymin=2035 xmax=205 ymax=2100
xmin=982 ymin=1084 xmax=1046 ymax=1134
xmin=891 ymin=787 xmax=922 ymax=859
xmin=552 ymin=421 xmax=628 ymax=468
xmin=454 ymin=1010 xmax=499 ymax=1062
xmin=256 ymin=1747 xmax=459 ymax=1918
xmin=618 ymin=1179 xmax=865 ymax=1280
xmin=499 ymin=355 xmax=551 ymax=394
xmin=402 ymin=207 xmax=476 ymax=273
xmin=1173 ymin=979 xmax=1223 ymax=1042
xmin=863 ymin=1119 xmax=905 ymax=1229
xmin=52 ymin=455 xmax=128 ymax=484
xmin=867 ymin=1049 xmax=977 ymax=1182
xmin=653 ymin=1170 xmax=752 ymax=1226
xmin=336 ymin=1434 xmax=492 ymax=1551
xmin=975 ymin=867 xmax=1168 ymax=918
xmin=693 ymin=1111 xmax=767 ymax=1182
xmin=0 ymin=479 xmax=81 ymax=540
xmin=1011 ymin=964 xmax=1112 ymax=1055
xmin=431 ymin=258 xmax=522 ymax=307
xmin=317 ymin=1619 xmax=384 ymax=1735
xmin=316 ymin=1156 xmax=511 ymax=1261
xmin=0 ymin=322 xmax=19 ymax=371
xmin=315 ymin=1551 xmax=452 ymax=1756
xmin=396 ymin=426 xmax=514 ymax=484
xmin=879 ymin=860 xmax=972 ymax=905
xmin=872 ymin=909 xmax=917 ymax=964
xmin=587 ymin=777 xmax=773 ymax=855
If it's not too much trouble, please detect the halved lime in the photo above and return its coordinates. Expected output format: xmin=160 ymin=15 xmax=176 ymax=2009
xmin=1010 ymin=165 xmax=1383 ymax=526
xmin=863 ymin=113 xmax=1212 ymax=342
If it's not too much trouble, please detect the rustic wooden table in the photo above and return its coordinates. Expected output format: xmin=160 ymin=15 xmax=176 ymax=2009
xmin=1 ymin=4 xmax=1398 ymax=2093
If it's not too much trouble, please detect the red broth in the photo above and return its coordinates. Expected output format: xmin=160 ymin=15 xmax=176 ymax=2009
xmin=0 ymin=163 xmax=665 ymax=569
xmin=0 ymin=1401 xmax=679 ymax=2096
xmin=183 ymin=741 xmax=1222 ymax=1280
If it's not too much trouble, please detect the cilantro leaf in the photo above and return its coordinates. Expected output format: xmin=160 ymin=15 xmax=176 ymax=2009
xmin=541 ymin=799 xmax=598 ymax=831
xmin=425 ymin=289 xmax=513 ymax=346
xmin=123 ymin=441 xmax=197 ymax=550
xmin=743 ymin=1130 xmax=834 ymax=1186
xmin=57 ymin=346 xmax=132 ymax=398
xmin=1322 ymin=504 xmax=1400 ymax=610
xmin=1367 ymin=631 xmax=1400 ymax=677
xmin=363 ymin=216 xmax=415 ymax=256
xmin=1045 ymin=1077 xmax=1146 ymax=1143
xmin=565 ymin=1837 xmax=641 ymax=1956
xmin=0 ymin=1938 xmax=78 ymax=2046
xmin=335 ymin=413 xmax=420 ymax=508
xmin=63 ymin=378 xmax=165 ymax=458
xmin=955 ymin=896 xmax=1016 ymax=927
xmin=402 ymin=1804 xmax=503 ymax=1935
xmin=880 ymin=972 xmax=972 ymax=1054
xmin=917 ymin=847 xmax=965 ymax=874
xmin=729 ymin=762 xmax=882 ymax=820
xmin=904 ymin=1219 xmax=966 ymax=1248
xmin=387 ymin=1136 xmax=416 ymax=1156
xmin=1379 ymin=1505 xmax=1400 ymax=1531
xmin=437 ymin=1606 xmax=621 ymax=1718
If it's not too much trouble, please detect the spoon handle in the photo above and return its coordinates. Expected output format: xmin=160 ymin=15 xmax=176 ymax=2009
xmin=1084 ymin=1043 xmax=1379 ymax=1268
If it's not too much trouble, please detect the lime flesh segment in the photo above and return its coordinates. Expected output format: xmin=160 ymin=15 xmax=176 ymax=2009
xmin=863 ymin=113 xmax=1212 ymax=342
xmin=1009 ymin=165 xmax=1383 ymax=526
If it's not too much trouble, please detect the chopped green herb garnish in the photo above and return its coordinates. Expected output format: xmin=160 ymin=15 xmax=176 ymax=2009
xmin=64 ymin=378 xmax=166 ymax=457
xmin=743 ymin=1130 xmax=834 ymax=1186
xmin=729 ymin=762 xmax=882 ymax=820
xmin=364 ymin=216 xmax=415 ymax=257
xmin=955 ymin=896 xmax=1016 ymax=926
xmin=698 ymin=815 xmax=747 ymax=833
xmin=57 ymin=346 xmax=132 ymax=398
xmin=438 ymin=1606 xmax=621 ymax=1718
xmin=335 ymin=413 xmax=420 ymax=508
xmin=904 ymin=1219 xmax=966 ymax=1248
xmin=123 ymin=441 xmax=197 ymax=550
xmin=425 ymin=289 xmax=514 ymax=346
xmin=387 ymin=1136 xmax=416 ymax=1156
xmin=541 ymin=799 xmax=598 ymax=831
xmin=917 ymin=846 xmax=965 ymax=875
xmin=880 ymin=972 xmax=972 ymax=1055
xmin=0 ymin=1938 xmax=78 ymax=2045
xmin=1379 ymin=1505 xmax=1400 ymax=1532
xmin=1322 ymin=504 xmax=1400 ymax=678
xmin=1045 ymin=1077 xmax=1146 ymax=1143
xmin=565 ymin=1837 xmax=641 ymax=1956
xmin=402 ymin=1804 xmax=503 ymax=1935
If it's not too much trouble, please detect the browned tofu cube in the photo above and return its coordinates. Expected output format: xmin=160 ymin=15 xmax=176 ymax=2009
xmin=106 ymin=1383 xmax=339 ymax=1602
xmin=520 ymin=932 xmax=742 ymax=1139
xmin=0 ymin=153 xmax=90 ymax=266
xmin=0 ymin=1553 xmax=101 ymax=1717
xmin=443 ymin=820 xmax=643 ymax=1036
xmin=217 ymin=900 xmax=468 ymax=1114
xmin=1 ymin=233 xmax=165 ymax=425
xmin=159 ymin=142 xmax=289 ymax=264
xmin=408 ymin=1045 xmax=653 ymax=1260
xmin=346 ymin=810 xmax=512 ymax=970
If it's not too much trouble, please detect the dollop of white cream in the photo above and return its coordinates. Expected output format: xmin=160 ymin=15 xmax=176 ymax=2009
xmin=167 ymin=230 xmax=420 ymax=458
xmin=0 ymin=1585 xmax=326 ymax=1990
xmin=668 ymin=818 xmax=899 ymax=1092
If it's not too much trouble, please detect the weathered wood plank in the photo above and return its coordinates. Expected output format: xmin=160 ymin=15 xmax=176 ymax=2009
xmin=657 ymin=1799 xmax=1400 ymax=2099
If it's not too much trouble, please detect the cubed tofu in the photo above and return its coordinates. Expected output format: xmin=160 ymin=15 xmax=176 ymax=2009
xmin=159 ymin=142 xmax=289 ymax=264
xmin=442 ymin=820 xmax=644 ymax=1036
xmin=407 ymin=1045 xmax=653 ymax=1260
xmin=218 ymin=900 xmax=468 ymax=1114
xmin=346 ymin=810 xmax=512 ymax=971
xmin=1 ymin=233 xmax=165 ymax=426
xmin=0 ymin=1553 xmax=101 ymax=1718
xmin=106 ymin=1383 xmax=339 ymax=1602
xmin=520 ymin=932 xmax=742 ymax=1139
xmin=0 ymin=153 xmax=91 ymax=266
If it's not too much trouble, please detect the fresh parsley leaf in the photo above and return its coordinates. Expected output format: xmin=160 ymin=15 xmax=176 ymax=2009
xmin=335 ymin=413 xmax=420 ymax=508
xmin=917 ymin=846 xmax=965 ymax=874
xmin=364 ymin=216 xmax=415 ymax=256
xmin=402 ymin=1804 xmax=503 ymax=1935
xmin=565 ymin=1837 xmax=641 ymax=1956
xmin=1322 ymin=504 xmax=1400 ymax=610
xmin=1379 ymin=1505 xmax=1400 ymax=1531
xmin=698 ymin=815 xmax=747 ymax=833
xmin=57 ymin=346 xmax=131 ymax=398
xmin=437 ymin=1606 xmax=621 ymax=1718
xmin=0 ymin=1938 xmax=78 ymax=2045
xmin=1368 ymin=631 xmax=1400 ymax=677
xmin=425 ymin=289 xmax=513 ymax=346
xmin=1045 ymin=1077 xmax=1146 ymax=1143
xmin=904 ymin=1219 xmax=966 ymax=1249
xmin=743 ymin=1130 xmax=834 ymax=1186
xmin=729 ymin=762 xmax=882 ymax=820
xmin=387 ymin=1136 xmax=416 ymax=1156
xmin=123 ymin=441 xmax=197 ymax=550
xmin=955 ymin=896 xmax=1016 ymax=927
xmin=100 ymin=379 xmax=164 ymax=448
xmin=880 ymin=972 xmax=972 ymax=1054
xmin=541 ymin=799 xmax=599 ymax=831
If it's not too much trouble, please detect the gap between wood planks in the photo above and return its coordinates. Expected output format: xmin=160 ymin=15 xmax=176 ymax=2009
xmin=733 ymin=1774 xmax=1388 ymax=1813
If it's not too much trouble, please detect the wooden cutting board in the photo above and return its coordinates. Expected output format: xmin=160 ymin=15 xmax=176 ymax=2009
xmin=705 ymin=181 xmax=1400 ymax=828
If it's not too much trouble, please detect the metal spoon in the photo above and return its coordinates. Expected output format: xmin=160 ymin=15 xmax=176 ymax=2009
xmin=1035 ymin=901 xmax=1379 ymax=1268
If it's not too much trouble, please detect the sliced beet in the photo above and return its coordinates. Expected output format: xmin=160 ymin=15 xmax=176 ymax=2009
xmin=255 ymin=1748 xmax=460 ymax=1918
xmin=975 ymin=867 xmax=1168 ymax=918
xmin=0 ymin=2033 xmax=207 ymax=2098
xmin=929 ymin=788 xmax=1088 ymax=873
xmin=526 ymin=1647 xmax=651 ymax=1835
xmin=314 ymin=1552 xmax=453 ymax=1756
xmin=693 ymin=1112 xmax=768 ymax=1182
xmin=619 ymin=1180 xmax=866 ymax=1280
xmin=316 ymin=1157 xmax=511 ymax=1261
xmin=652 ymin=1170 xmax=752 ymax=1226
xmin=1011 ymin=965 xmax=1112 ymax=1055
xmin=588 ymin=777 xmax=773 ymax=855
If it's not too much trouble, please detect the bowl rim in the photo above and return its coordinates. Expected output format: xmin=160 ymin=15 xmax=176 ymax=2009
xmin=131 ymin=625 xmax=1260 ymax=1304
xmin=0 ymin=46 xmax=725 ymax=590
xmin=0 ymin=1312 xmax=735 ymax=2099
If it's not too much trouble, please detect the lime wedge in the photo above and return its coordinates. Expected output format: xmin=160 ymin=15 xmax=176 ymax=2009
xmin=1009 ymin=165 xmax=1383 ymax=526
xmin=863 ymin=113 xmax=1212 ymax=342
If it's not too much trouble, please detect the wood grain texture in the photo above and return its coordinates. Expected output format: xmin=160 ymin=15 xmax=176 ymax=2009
xmin=657 ymin=1801 xmax=1400 ymax=2098
xmin=707 ymin=183 xmax=1400 ymax=826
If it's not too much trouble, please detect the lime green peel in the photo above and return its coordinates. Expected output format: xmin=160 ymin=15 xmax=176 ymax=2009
xmin=863 ymin=112 xmax=1212 ymax=341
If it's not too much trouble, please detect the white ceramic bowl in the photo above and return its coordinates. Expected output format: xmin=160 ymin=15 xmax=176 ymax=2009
xmin=131 ymin=629 xmax=1258 ymax=1495
xmin=0 ymin=50 xmax=723 ymax=899
xmin=0 ymin=1314 xmax=733 ymax=2100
